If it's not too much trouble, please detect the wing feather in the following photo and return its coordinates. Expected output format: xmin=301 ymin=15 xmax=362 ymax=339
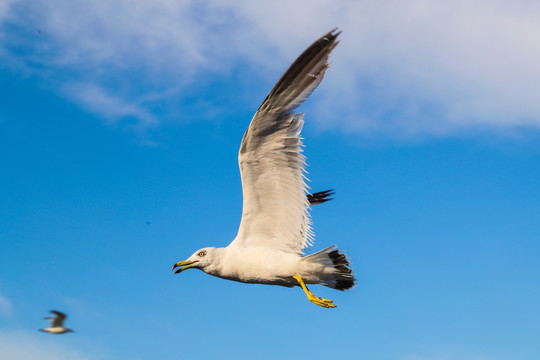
xmin=228 ymin=29 xmax=340 ymax=254
xmin=50 ymin=310 xmax=67 ymax=327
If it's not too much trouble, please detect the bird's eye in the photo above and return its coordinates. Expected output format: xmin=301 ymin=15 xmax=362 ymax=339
xmin=198 ymin=251 xmax=206 ymax=257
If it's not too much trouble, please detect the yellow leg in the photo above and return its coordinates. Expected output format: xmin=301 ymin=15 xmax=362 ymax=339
xmin=293 ymin=275 xmax=336 ymax=308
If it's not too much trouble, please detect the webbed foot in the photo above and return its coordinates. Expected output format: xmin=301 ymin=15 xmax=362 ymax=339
xmin=293 ymin=275 xmax=337 ymax=308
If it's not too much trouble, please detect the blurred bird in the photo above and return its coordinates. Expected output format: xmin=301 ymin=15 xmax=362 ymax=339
xmin=39 ymin=310 xmax=74 ymax=334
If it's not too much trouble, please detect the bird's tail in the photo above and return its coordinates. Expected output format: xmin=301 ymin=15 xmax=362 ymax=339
xmin=302 ymin=245 xmax=356 ymax=290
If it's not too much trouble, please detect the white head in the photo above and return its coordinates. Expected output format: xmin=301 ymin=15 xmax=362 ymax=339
xmin=171 ymin=247 xmax=219 ymax=274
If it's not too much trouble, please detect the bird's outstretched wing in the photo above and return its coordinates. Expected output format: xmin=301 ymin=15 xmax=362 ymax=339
xmin=49 ymin=310 xmax=67 ymax=327
xmin=229 ymin=29 xmax=340 ymax=254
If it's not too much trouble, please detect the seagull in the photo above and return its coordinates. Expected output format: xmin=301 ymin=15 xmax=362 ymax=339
xmin=39 ymin=310 xmax=74 ymax=334
xmin=172 ymin=29 xmax=355 ymax=308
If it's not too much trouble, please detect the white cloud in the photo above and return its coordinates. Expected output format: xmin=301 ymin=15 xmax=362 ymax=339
xmin=0 ymin=0 xmax=15 ymax=20
xmin=63 ymin=82 xmax=157 ymax=130
xmin=2 ymin=0 xmax=540 ymax=137
xmin=0 ymin=330 xmax=93 ymax=360
xmin=0 ymin=294 xmax=13 ymax=318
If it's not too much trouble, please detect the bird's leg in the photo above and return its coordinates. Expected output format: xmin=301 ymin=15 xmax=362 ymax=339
xmin=293 ymin=275 xmax=336 ymax=308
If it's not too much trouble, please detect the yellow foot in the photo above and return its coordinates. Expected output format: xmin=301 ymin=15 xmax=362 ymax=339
xmin=293 ymin=275 xmax=337 ymax=308
xmin=307 ymin=294 xmax=336 ymax=308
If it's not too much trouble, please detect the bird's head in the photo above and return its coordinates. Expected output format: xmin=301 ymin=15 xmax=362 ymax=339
xmin=172 ymin=247 xmax=217 ymax=274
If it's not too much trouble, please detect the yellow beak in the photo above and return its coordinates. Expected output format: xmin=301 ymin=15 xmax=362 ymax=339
xmin=171 ymin=260 xmax=198 ymax=274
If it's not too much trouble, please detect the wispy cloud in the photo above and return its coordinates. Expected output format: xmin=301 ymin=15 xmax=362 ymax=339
xmin=0 ymin=330 xmax=93 ymax=360
xmin=0 ymin=0 xmax=15 ymax=20
xmin=0 ymin=294 xmax=13 ymax=318
xmin=63 ymin=82 xmax=157 ymax=130
xmin=2 ymin=0 xmax=540 ymax=137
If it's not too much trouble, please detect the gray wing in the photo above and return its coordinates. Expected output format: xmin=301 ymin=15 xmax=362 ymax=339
xmin=229 ymin=29 xmax=340 ymax=254
xmin=49 ymin=310 xmax=67 ymax=327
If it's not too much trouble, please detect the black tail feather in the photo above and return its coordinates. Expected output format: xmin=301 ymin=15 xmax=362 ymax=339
xmin=328 ymin=249 xmax=355 ymax=290
xmin=334 ymin=279 xmax=354 ymax=291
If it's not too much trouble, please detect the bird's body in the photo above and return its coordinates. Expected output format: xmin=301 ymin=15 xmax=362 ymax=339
xmin=40 ymin=326 xmax=72 ymax=334
xmin=173 ymin=29 xmax=355 ymax=308
xmin=39 ymin=310 xmax=73 ymax=334
xmin=195 ymin=245 xmax=346 ymax=288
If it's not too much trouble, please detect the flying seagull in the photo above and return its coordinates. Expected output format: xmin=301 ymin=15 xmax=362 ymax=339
xmin=172 ymin=29 xmax=355 ymax=308
xmin=39 ymin=310 xmax=74 ymax=334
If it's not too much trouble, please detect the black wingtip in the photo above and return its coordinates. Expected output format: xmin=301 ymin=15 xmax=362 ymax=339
xmin=323 ymin=28 xmax=341 ymax=41
xmin=307 ymin=189 xmax=335 ymax=205
xmin=259 ymin=28 xmax=341 ymax=113
xmin=50 ymin=310 xmax=67 ymax=318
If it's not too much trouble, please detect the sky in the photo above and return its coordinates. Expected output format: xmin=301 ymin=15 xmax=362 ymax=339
xmin=1 ymin=1 xmax=540 ymax=359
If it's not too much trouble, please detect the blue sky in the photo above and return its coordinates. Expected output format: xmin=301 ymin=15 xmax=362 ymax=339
xmin=1 ymin=1 xmax=540 ymax=359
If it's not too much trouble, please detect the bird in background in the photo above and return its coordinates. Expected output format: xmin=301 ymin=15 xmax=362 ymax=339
xmin=39 ymin=310 xmax=74 ymax=334
xmin=172 ymin=29 xmax=355 ymax=308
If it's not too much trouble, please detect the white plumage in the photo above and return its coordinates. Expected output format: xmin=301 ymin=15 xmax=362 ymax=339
xmin=172 ymin=29 xmax=355 ymax=308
